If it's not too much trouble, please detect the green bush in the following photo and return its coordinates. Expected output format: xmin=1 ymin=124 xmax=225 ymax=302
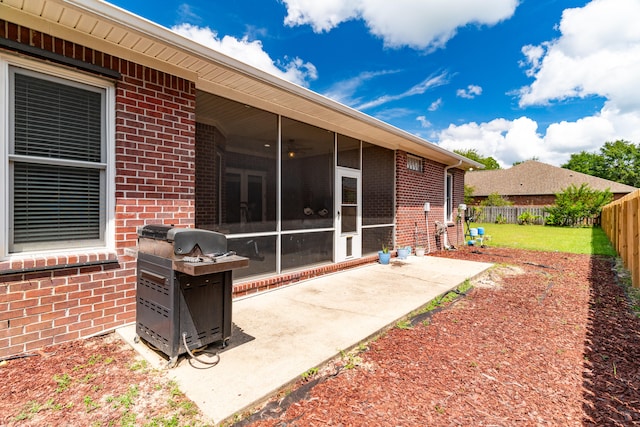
xmin=544 ymin=183 xmax=612 ymax=227
xmin=481 ymin=192 xmax=513 ymax=207
xmin=517 ymin=210 xmax=541 ymax=225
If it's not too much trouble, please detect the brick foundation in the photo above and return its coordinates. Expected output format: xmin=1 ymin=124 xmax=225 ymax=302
xmin=233 ymin=254 xmax=380 ymax=298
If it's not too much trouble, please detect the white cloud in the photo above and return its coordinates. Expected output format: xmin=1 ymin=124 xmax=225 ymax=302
xmin=283 ymin=0 xmax=360 ymax=32
xmin=417 ymin=116 xmax=431 ymax=128
xmin=177 ymin=3 xmax=201 ymax=24
xmin=282 ymin=0 xmax=518 ymax=50
xmin=428 ymin=98 xmax=443 ymax=112
xmin=519 ymin=44 xmax=545 ymax=77
xmin=439 ymin=0 xmax=640 ymax=168
xmin=374 ymin=107 xmax=415 ymax=122
xmin=437 ymin=106 xmax=640 ymax=167
xmin=355 ymin=71 xmax=449 ymax=110
xmin=456 ymin=84 xmax=483 ymax=99
xmin=171 ymin=23 xmax=317 ymax=87
xmin=438 ymin=117 xmax=543 ymax=167
xmin=518 ymin=0 xmax=640 ymax=112
xmin=322 ymin=70 xmax=399 ymax=105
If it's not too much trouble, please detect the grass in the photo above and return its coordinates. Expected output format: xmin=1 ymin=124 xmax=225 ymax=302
xmin=467 ymin=223 xmax=617 ymax=256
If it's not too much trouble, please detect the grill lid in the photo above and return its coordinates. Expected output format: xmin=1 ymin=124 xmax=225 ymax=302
xmin=168 ymin=228 xmax=227 ymax=255
xmin=138 ymin=224 xmax=173 ymax=240
xmin=138 ymin=225 xmax=227 ymax=255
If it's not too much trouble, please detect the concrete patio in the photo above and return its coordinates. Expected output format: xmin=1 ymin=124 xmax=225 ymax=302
xmin=117 ymin=254 xmax=492 ymax=424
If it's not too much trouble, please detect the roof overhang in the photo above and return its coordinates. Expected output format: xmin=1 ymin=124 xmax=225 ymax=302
xmin=1 ymin=0 xmax=482 ymax=169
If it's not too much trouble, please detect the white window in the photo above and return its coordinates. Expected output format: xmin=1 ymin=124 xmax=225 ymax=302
xmin=407 ymin=154 xmax=423 ymax=172
xmin=2 ymin=57 xmax=114 ymax=256
xmin=445 ymin=173 xmax=453 ymax=222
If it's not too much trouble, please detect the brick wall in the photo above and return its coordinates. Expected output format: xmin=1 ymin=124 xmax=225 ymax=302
xmin=395 ymin=152 xmax=465 ymax=251
xmin=0 ymin=21 xmax=196 ymax=359
xmin=362 ymin=143 xmax=395 ymax=227
xmin=195 ymin=123 xmax=222 ymax=229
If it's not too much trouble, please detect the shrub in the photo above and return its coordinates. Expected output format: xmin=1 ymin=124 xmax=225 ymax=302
xmin=481 ymin=192 xmax=513 ymax=207
xmin=544 ymin=183 xmax=612 ymax=227
xmin=517 ymin=210 xmax=541 ymax=225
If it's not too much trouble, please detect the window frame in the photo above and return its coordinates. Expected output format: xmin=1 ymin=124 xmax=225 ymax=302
xmin=406 ymin=154 xmax=423 ymax=172
xmin=446 ymin=173 xmax=454 ymax=222
xmin=0 ymin=55 xmax=116 ymax=258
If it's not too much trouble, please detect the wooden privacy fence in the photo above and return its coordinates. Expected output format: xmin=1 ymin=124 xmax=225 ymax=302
xmin=601 ymin=189 xmax=640 ymax=288
xmin=471 ymin=206 xmax=548 ymax=225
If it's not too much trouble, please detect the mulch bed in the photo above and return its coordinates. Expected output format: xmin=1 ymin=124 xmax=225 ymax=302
xmin=0 ymin=332 xmax=207 ymax=426
xmin=239 ymin=247 xmax=640 ymax=426
xmin=2 ymin=247 xmax=640 ymax=426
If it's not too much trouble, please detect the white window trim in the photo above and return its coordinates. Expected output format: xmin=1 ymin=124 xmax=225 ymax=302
xmin=0 ymin=54 xmax=116 ymax=259
xmin=407 ymin=154 xmax=423 ymax=172
xmin=446 ymin=173 xmax=454 ymax=222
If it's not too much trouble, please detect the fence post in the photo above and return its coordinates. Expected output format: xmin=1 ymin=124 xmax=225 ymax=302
xmin=601 ymin=190 xmax=640 ymax=288
xmin=621 ymin=201 xmax=628 ymax=262
xmin=632 ymin=196 xmax=640 ymax=289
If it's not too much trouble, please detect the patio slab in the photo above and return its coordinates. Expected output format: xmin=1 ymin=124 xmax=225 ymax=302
xmin=117 ymin=254 xmax=492 ymax=424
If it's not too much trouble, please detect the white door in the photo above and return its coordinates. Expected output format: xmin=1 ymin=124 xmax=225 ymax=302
xmin=335 ymin=168 xmax=361 ymax=261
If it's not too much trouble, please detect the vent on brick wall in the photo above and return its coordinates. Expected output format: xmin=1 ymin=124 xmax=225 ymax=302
xmin=407 ymin=154 xmax=423 ymax=172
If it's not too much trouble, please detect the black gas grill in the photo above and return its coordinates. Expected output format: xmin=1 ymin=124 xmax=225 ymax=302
xmin=135 ymin=225 xmax=248 ymax=368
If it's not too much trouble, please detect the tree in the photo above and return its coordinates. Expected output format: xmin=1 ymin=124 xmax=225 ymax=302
xmin=600 ymin=140 xmax=640 ymax=187
xmin=454 ymin=149 xmax=501 ymax=170
xmin=463 ymin=184 xmax=475 ymax=205
xmin=544 ymin=183 xmax=613 ymax=227
xmin=561 ymin=151 xmax=605 ymax=177
xmin=562 ymin=140 xmax=640 ymax=187
xmin=512 ymin=156 xmax=539 ymax=166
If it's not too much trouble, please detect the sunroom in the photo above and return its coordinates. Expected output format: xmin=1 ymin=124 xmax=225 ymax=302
xmin=194 ymin=92 xmax=396 ymax=280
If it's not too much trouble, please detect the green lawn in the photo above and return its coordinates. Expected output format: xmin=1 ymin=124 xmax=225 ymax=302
xmin=465 ymin=223 xmax=617 ymax=256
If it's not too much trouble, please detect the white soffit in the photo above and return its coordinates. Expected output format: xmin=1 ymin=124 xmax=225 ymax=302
xmin=0 ymin=0 xmax=480 ymax=168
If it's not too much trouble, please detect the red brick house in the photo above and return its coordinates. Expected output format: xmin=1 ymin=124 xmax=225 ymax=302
xmin=466 ymin=160 xmax=637 ymax=206
xmin=0 ymin=0 xmax=479 ymax=359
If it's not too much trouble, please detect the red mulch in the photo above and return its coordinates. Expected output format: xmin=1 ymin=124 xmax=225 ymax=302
xmin=2 ymin=247 xmax=640 ymax=426
xmin=239 ymin=247 xmax=640 ymax=426
xmin=0 ymin=333 xmax=207 ymax=426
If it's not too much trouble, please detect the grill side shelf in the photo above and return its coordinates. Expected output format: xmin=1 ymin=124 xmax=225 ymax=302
xmin=173 ymin=255 xmax=249 ymax=276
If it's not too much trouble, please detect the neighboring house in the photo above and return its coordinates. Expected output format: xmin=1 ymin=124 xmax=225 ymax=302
xmin=466 ymin=160 xmax=637 ymax=206
xmin=0 ymin=0 xmax=480 ymax=359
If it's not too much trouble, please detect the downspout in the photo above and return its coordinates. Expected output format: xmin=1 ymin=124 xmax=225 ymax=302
xmin=443 ymin=160 xmax=462 ymax=249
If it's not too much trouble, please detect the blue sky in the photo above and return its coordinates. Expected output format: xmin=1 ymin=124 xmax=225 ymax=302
xmin=109 ymin=0 xmax=640 ymax=167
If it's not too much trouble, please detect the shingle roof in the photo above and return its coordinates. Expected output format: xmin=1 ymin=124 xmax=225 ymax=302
xmin=465 ymin=160 xmax=637 ymax=196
